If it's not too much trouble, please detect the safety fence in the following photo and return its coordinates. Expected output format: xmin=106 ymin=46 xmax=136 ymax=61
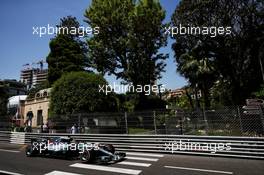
xmin=42 ymin=106 xmax=264 ymax=136
xmin=1 ymin=106 xmax=264 ymax=136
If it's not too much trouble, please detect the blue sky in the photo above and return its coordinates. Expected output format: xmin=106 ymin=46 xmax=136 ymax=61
xmin=0 ymin=0 xmax=187 ymax=90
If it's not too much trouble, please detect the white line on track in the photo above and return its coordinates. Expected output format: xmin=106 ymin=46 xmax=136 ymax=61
xmin=126 ymin=156 xmax=158 ymax=162
xmin=164 ymin=166 xmax=233 ymax=174
xmin=0 ymin=170 xmax=23 ymax=175
xmin=45 ymin=171 xmax=83 ymax=175
xmin=118 ymin=161 xmax=151 ymax=167
xmin=70 ymin=163 xmax=142 ymax=175
xmin=0 ymin=149 xmax=20 ymax=153
xmin=125 ymin=152 xmax=164 ymax=157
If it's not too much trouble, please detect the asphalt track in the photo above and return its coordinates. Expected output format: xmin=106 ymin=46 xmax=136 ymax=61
xmin=0 ymin=143 xmax=263 ymax=175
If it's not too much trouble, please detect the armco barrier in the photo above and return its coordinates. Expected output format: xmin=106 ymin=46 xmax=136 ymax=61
xmin=0 ymin=131 xmax=10 ymax=143
xmin=1 ymin=131 xmax=263 ymax=159
xmin=21 ymin=133 xmax=264 ymax=160
xmin=10 ymin=132 xmax=25 ymax=144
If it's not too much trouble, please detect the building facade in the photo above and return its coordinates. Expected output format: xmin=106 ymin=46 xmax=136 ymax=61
xmin=164 ymin=88 xmax=202 ymax=100
xmin=164 ymin=88 xmax=186 ymax=100
xmin=24 ymin=88 xmax=50 ymax=127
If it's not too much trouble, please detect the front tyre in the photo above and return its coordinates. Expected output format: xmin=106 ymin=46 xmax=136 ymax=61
xmin=80 ymin=150 xmax=94 ymax=163
xmin=25 ymin=145 xmax=37 ymax=157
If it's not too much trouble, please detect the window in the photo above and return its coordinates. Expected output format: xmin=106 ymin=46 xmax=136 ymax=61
xmin=43 ymin=91 xmax=47 ymax=97
xmin=36 ymin=93 xmax=41 ymax=98
xmin=37 ymin=110 xmax=43 ymax=126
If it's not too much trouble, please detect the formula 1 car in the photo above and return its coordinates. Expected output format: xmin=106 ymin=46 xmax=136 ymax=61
xmin=25 ymin=136 xmax=126 ymax=163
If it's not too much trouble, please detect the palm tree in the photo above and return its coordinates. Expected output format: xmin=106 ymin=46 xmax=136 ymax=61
xmin=177 ymin=41 xmax=216 ymax=109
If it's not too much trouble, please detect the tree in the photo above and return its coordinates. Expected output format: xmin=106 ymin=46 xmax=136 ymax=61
xmin=50 ymin=72 xmax=119 ymax=116
xmin=46 ymin=16 xmax=89 ymax=85
xmin=210 ymin=79 xmax=233 ymax=107
xmin=171 ymin=0 xmax=264 ymax=106
xmin=253 ymin=84 xmax=264 ymax=99
xmin=177 ymin=42 xmax=216 ymax=108
xmin=84 ymin=0 xmax=168 ymax=87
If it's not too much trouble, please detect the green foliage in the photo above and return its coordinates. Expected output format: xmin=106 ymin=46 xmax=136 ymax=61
xmin=46 ymin=16 xmax=89 ymax=85
xmin=117 ymin=93 xmax=166 ymax=111
xmin=84 ymin=0 xmax=168 ymax=86
xmin=210 ymin=79 xmax=233 ymax=107
xmin=167 ymin=95 xmax=193 ymax=110
xmin=253 ymin=84 xmax=264 ymax=99
xmin=171 ymin=0 xmax=264 ymax=106
xmin=122 ymin=101 xmax=136 ymax=112
xmin=136 ymin=95 xmax=166 ymax=110
xmin=50 ymin=72 xmax=119 ymax=116
xmin=115 ymin=94 xmax=136 ymax=112
xmin=177 ymin=95 xmax=192 ymax=110
xmin=166 ymin=86 xmax=195 ymax=110
xmin=128 ymin=127 xmax=151 ymax=134
xmin=0 ymin=84 xmax=8 ymax=116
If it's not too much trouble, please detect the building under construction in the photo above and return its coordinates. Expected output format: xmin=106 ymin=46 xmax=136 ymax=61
xmin=20 ymin=60 xmax=48 ymax=89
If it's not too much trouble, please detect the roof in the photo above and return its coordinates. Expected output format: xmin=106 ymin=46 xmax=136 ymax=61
xmin=7 ymin=95 xmax=28 ymax=107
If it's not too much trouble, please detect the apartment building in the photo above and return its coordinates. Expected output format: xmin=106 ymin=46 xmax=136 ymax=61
xmin=20 ymin=68 xmax=48 ymax=89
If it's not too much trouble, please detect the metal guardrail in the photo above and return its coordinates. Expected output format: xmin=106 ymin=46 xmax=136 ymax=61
xmin=23 ymin=133 xmax=264 ymax=160
xmin=1 ymin=131 xmax=264 ymax=159
xmin=0 ymin=131 xmax=10 ymax=143
xmin=10 ymin=132 xmax=25 ymax=144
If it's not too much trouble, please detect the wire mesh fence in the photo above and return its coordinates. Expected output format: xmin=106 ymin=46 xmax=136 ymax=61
xmin=0 ymin=116 xmax=11 ymax=131
xmin=1 ymin=106 xmax=264 ymax=136
xmin=164 ymin=106 xmax=264 ymax=136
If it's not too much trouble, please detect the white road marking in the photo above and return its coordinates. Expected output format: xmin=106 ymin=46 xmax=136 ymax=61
xmin=164 ymin=166 xmax=233 ymax=174
xmin=0 ymin=170 xmax=23 ymax=175
xmin=118 ymin=161 xmax=151 ymax=167
xmin=45 ymin=171 xmax=83 ymax=175
xmin=0 ymin=149 xmax=20 ymax=153
xmin=70 ymin=163 xmax=142 ymax=175
xmin=125 ymin=152 xmax=164 ymax=158
xmin=126 ymin=156 xmax=158 ymax=162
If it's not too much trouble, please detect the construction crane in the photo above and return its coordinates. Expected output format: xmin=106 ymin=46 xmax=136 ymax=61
xmin=35 ymin=60 xmax=46 ymax=71
xmin=23 ymin=59 xmax=46 ymax=70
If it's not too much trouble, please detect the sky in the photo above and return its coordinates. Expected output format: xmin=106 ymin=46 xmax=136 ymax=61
xmin=0 ymin=0 xmax=187 ymax=90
